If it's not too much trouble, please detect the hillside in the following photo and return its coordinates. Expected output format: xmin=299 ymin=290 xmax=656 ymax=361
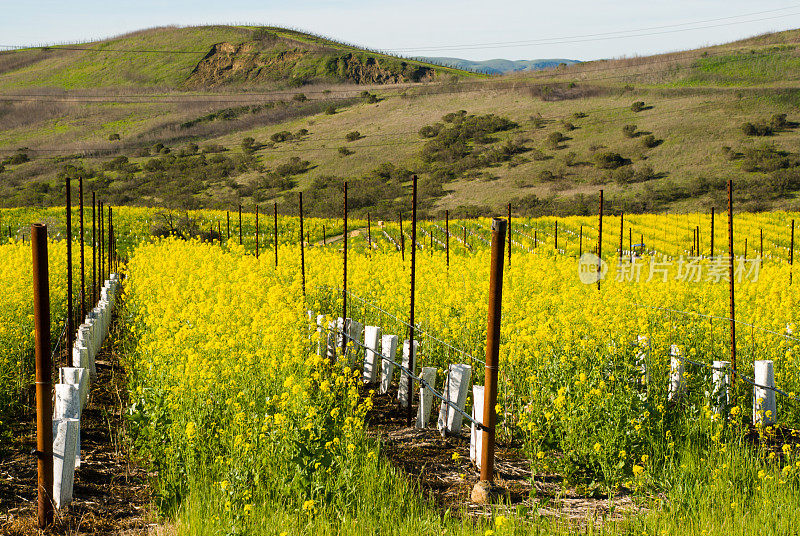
xmin=0 ymin=26 xmax=472 ymax=90
xmin=3 ymin=27 xmax=800 ymax=216
xmin=420 ymin=57 xmax=581 ymax=74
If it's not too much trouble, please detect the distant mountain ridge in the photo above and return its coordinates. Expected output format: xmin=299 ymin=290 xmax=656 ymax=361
xmin=420 ymin=57 xmax=581 ymax=74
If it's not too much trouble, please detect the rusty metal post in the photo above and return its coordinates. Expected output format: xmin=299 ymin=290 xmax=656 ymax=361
xmin=445 ymin=210 xmax=450 ymax=267
xmin=555 ymin=220 xmax=558 ymax=251
xmin=507 ymin=203 xmax=511 ymax=266
xmin=322 ymin=225 xmax=326 ymax=246
xmin=255 ymin=205 xmax=259 ymax=259
xmin=299 ymin=192 xmax=305 ymax=297
xmin=579 ymin=225 xmax=583 ymax=257
xmin=760 ymin=228 xmax=763 ymax=259
xmin=710 ymin=207 xmax=715 ymax=259
xmin=79 ymin=177 xmax=85 ymax=320
xmin=464 ymin=225 xmax=468 ymax=251
xmin=629 ymin=227 xmax=632 ymax=262
xmin=430 ymin=221 xmax=433 ymax=254
xmin=227 ymin=211 xmax=230 ymax=241
xmin=92 ymin=192 xmax=96 ymax=306
xmin=108 ymin=207 xmax=113 ymax=275
xmin=400 ymin=211 xmax=405 ymax=261
xmin=98 ymin=202 xmax=103 ymax=288
xmin=367 ymin=212 xmax=371 ymax=249
xmin=480 ymin=217 xmax=506 ymax=483
xmin=274 ymin=202 xmax=278 ymax=267
xmin=618 ymin=212 xmax=623 ymax=260
xmin=218 ymin=221 xmax=221 ymax=246
xmin=238 ymin=204 xmax=243 ymax=245
xmin=342 ymin=182 xmax=348 ymax=357
xmin=534 ymin=229 xmax=537 ymax=248
xmin=407 ymin=176 xmax=418 ymax=425
xmin=744 ymin=238 xmax=748 ymax=258
xmin=597 ymin=190 xmax=604 ymax=290
xmin=791 ymin=220 xmax=794 ymax=265
xmin=32 ymin=223 xmax=53 ymax=528
xmin=65 ymin=176 xmax=74 ymax=359
xmin=728 ymin=180 xmax=736 ymax=378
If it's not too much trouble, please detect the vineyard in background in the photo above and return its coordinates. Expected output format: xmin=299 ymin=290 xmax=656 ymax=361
xmin=4 ymin=205 xmax=800 ymax=534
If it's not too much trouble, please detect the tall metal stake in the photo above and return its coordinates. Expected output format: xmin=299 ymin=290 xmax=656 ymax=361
xmin=480 ymin=217 xmax=506 ymax=483
xmin=342 ymin=182 xmax=348 ymax=357
xmin=445 ymin=210 xmax=450 ymax=267
xmin=507 ymin=203 xmax=511 ymax=266
xmin=710 ymin=207 xmax=715 ymax=259
xmin=400 ymin=212 xmax=405 ymax=261
xmin=727 ymin=180 xmax=736 ymax=381
xmin=238 ymin=205 xmax=243 ymax=245
xmin=32 ymin=223 xmax=53 ymax=528
xmin=299 ymin=193 xmax=305 ymax=297
xmin=367 ymin=212 xmax=371 ymax=249
xmin=597 ymin=190 xmax=604 ymax=290
xmin=274 ymin=202 xmax=278 ymax=267
xmin=255 ymin=205 xmax=259 ymax=259
xmin=79 ymin=177 xmax=85 ymax=320
xmin=65 ymin=176 xmax=74 ymax=359
xmin=579 ymin=225 xmax=583 ymax=257
xmin=108 ymin=207 xmax=113 ymax=275
xmin=619 ymin=212 xmax=624 ymax=260
xmin=407 ymin=176 xmax=418 ymax=425
xmin=92 ymin=192 xmax=96 ymax=305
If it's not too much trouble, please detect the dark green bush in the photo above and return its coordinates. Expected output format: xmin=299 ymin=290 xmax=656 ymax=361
xmin=108 ymin=133 xmax=120 ymax=141
xmin=345 ymin=131 xmax=362 ymax=142
xmin=418 ymin=124 xmax=442 ymax=138
xmin=641 ymin=134 xmax=660 ymax=148
xmin=270 ymin=131 xmax=293 ymax=143
xmin=546 ymin=131 xmax=564 ymax=149
xmin=561 ymin=121 xmax=576 ymax=131
xmin=564 ymin=151 xmax=578 ymax=166
xmin=742 ymin=122 xmax=773 ymax=136
xmin=622 ymin=125 xmax=637 ymax=138
xmin=325 ymin=105 xmax=337 ymax=115
xmin=338 ymin=147 xmax=354 ymax=156
xmin=292 ymin=93 xmax=307 ymax=102
xmin=631 ymin=101 xmax=646 ymax=112
xmin=770 ymin=113 xmax=788 ymax=130
xmin=274 ymin=156 xmax=311 ymax=177
xmin=593 ymin=151 xmax=629 ymax=169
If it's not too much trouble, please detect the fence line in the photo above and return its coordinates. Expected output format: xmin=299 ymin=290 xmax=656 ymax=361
xmin=322 ymin=323 xmax=485 ymax=430
xmin=318 ymin=285 xmax=486 ymax=366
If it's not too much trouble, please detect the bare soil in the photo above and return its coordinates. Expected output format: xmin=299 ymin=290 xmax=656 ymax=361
xmin=0 ymin=308 xmax=158 ymax=536
xmin=363 ymin=384 xmax=644 ymax=526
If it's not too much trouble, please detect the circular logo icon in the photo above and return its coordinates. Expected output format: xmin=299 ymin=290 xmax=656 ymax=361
xmin=578 ymin=253 xmax=608 ymax=285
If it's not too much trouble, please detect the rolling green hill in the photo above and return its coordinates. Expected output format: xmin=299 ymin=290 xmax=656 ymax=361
xmin=3 ymin=26 xmax=800 ymax=217
xmin=0 ymin=26 xmax=473 ymax=90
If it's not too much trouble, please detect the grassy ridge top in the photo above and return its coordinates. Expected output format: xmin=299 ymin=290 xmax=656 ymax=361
xmin=0 ymin=25 xmax=474 ymax=90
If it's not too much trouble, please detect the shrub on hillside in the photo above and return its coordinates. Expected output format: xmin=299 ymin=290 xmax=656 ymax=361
xmin=631 ymin=101 xmax=646 ymax=112
xmin=274 ymin=156 xmax=311 ymax=177
xmin=546 ymin=131 xmax=565 ymax=149
xmin=338 ymin=147 xmax=354 ymax=156
xmin=108 ymin=133 xmax=120 ymax=141
xmin=418 ymin=124 xmax=442 ymax=138
xmin=292 ymin=93 xmax=307 ymax=102
xmin=593 ymin=151 xmax=629 ymax=169
xmin=622 ymin=124 xmax=637 ymax=138
xmin=241 ymin=137 xmax=257 ymax=154
xmin=325 ymin=105 xmax=336 ymax=115
xmin=564 ymin=151 xmax=578 ymax=166
xmin=345 ymin=131 xmax=362 ymax=142
xmin=560 ymin=121 xmax=576 ymax=131
xmin=770 ymin=113 xmax=789 ymax=130
xmin=573 ymin=111 xmax=587 ymax=119
xmin=641 ymin=134 xmax=660 ymax=148
xmin=270 ymin=131 xmax=293 ymax=143
xmin=742 ymin=122 xmax=773 ymax=136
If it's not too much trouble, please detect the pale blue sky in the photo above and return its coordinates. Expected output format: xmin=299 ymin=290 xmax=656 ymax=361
xmin=2 ymin=0 xmax=800 ymax=61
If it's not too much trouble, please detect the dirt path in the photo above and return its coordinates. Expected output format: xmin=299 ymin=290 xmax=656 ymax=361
xmin=363 ymin=384 xmax=643 ymax=526
xmin=0 ymin=297 xmax=156 ymax=535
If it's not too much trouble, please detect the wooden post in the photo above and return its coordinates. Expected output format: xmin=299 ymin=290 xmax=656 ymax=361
xmin=226 ymin=211 xmax=230 ymax=241
xmin=274 ymin=202 xmax=278 ymax=267
xmin=480 ymin=217 xmax=506 ymax=484
xmin=400 ymin=212 xmax=405 ymax=261
xmin=619 ymin=212 xmax=623 ymax=260
xmin=367 ymin=212 xmax=371 ymax=249
xmin=238 ymin=204 xmax=243 ymax=245
xmin=579 ymin=225 xmax=583 ymax=257
xmin=32 ymin=223 xmax=54 ymax=528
